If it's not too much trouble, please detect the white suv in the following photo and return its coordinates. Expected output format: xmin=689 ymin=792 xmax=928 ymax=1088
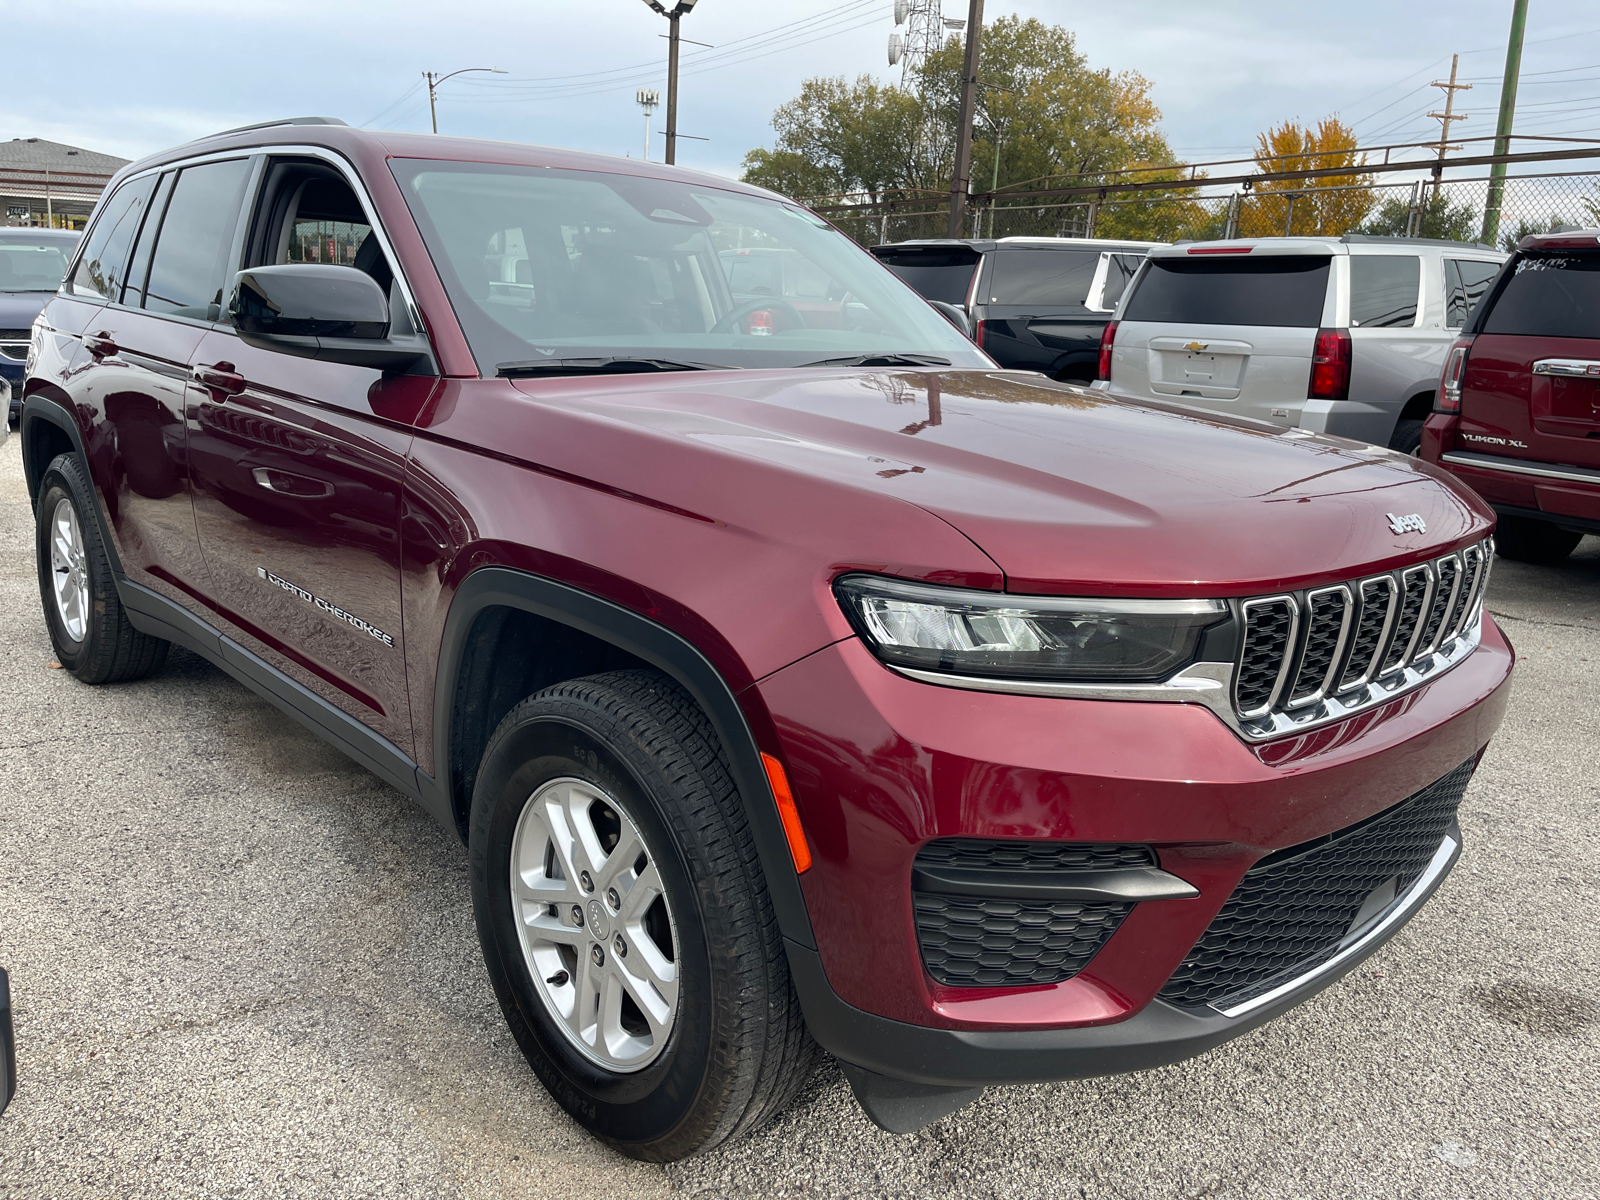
xmin=1097 ymin=236 xmax=1505 ymax=454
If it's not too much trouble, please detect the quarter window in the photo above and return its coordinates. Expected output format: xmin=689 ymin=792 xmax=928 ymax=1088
xmin=1349 ymin=255 xmax=1419 ymax=328
xmin=143 ymin=158 xmax=251 ymax=321
xmin=1444 ymin=258 xmax=1500 ymax=328
xmin=69 ymin=174 xmax=158 ymax=301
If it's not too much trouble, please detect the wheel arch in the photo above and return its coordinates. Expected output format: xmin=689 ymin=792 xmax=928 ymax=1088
xmin=430 ymin=566 xmax=816 ymax=950
xmin=1399 ymin=389 xmax=1436 ymax=423
xmin=19 ymin=389 xmax=81 ymax=510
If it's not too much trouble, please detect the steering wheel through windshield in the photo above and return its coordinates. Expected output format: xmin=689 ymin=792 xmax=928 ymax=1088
xmin=710 ymin=295 xmax=806 ymax=336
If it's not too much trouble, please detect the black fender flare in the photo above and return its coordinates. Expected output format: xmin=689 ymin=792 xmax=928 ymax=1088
xmin=426 ymin=566 xmax=816 ymax=951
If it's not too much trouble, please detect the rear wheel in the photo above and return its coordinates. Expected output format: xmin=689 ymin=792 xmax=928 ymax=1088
xmin=469 ymin=670 xmax=816 ymax=1161
xmin=1389 ymin=418 xmax=1425 ymax=457
xmin=1494 ymin=515 xmax=1584 ymax=564
xmin=35 ymin=453 xmax=169 ymax=683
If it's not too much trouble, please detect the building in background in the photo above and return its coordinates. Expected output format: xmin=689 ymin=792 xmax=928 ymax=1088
xmin=0 ymin=138 xmax=128 ymax=228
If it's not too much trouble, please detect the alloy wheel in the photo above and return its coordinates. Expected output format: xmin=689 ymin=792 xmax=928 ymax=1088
xmin=49 ymin=497 xmax=89 ymax=643
xmin=509 ymin=777 xmax=679 ymax=1073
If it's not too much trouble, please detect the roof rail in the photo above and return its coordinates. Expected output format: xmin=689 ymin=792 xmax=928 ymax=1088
xmin=1340 ymin=234 xmax=1495 ymax=251
xmin=201 ymin=116 xmax=350 ymax=139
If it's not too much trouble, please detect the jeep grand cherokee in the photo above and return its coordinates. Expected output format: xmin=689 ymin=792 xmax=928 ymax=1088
xmin=21 ymin=118 xmax=1513 ymax=1161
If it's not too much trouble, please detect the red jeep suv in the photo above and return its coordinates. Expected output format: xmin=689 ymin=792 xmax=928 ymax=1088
xmin=22 ymin=119 xmax=1512 ymax=1160
xmin=1424 ymin=227 xmax=1600 ymax=563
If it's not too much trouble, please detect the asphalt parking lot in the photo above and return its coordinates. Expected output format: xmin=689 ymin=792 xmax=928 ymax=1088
xmin=0 ymin=430 xmax=1596 ymax=1200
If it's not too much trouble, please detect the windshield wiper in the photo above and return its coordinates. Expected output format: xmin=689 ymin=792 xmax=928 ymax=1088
xmin=797 ymin=352 xmax=952 ymax=368
xmin=496 ymin=356 xmax=731 ymax=378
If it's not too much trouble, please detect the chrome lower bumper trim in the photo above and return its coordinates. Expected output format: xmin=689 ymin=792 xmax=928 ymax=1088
xmin=1211 ymin=832 xmax=1460 ymax=1019
xmin=1442 ymin=450 xmax=1600 ymax=486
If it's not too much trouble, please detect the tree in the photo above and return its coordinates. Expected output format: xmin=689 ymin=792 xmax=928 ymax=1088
xmin=740 ymin=16 xmax=1186 ymax=241
xmin=1238 ymin=119 xmax=1375 ymax=237
xmin=1359 ymin=190 xmax=1481 ymax=242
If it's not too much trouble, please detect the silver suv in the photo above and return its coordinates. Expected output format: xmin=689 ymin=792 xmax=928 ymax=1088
xmin=1098 ymin=236 xmax=1505 ymax=454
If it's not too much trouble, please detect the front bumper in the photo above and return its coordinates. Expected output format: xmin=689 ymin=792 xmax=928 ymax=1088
xmin=757 ymin=614 xmax=1513 ymax=1083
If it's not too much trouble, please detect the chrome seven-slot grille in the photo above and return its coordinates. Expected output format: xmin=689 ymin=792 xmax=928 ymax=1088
xmin=1232 ymin=540 xmax=1491 ymax=729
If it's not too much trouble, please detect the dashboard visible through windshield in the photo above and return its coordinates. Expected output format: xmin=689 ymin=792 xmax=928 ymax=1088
xmin=389 ymin=159 xmax=988 ymax=374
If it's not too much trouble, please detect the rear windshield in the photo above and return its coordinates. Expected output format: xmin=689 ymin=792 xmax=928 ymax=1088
xmin=1480 ymin=253 xmax=1600 ymax=339
xmin=1122 ymin=256 xmax=1330 ymax=327
xmin=985 ymin=249 xmax=1098 ymax=306
xmin=872 ymin=248 xmax=979 ymax=305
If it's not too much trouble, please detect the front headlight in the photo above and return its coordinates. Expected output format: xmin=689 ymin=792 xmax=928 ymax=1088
xmin=834 ymin=574 xmax=1226 ymax=684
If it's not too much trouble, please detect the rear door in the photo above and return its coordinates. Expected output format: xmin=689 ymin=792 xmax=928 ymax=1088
xmin=1460 ymin=249 xmax=1600 ymax=494
xmin=975 ymin=247 xmax=1103 ymax=378
xmin=1111 ymin=250 xmax=1331 ymax=424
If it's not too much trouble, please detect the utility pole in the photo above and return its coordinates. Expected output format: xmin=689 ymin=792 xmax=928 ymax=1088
xmin=1481 ymin=0 xmax=1529 ymax=247
xmin=642 ymin=0 xmax=700 ymax=166
xmin=1427 ymin=54 xmax=1471 ymax=201
xmin=947 ymin=0 xmax=984 ymax=238
xmin=423 ymin=66 xmax=507 ymax=134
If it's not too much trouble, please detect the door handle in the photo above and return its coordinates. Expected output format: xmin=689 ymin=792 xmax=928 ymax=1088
xmin=85 ymin=332 xmax=118 ymax=358
xmin=252 ymin=467 xmax=333 ymax=499
xmin=193 ymin=361 xmax=246 ymax=396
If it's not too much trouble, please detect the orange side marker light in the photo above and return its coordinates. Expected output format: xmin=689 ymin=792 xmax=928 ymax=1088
xmin=760 ymin=752 xmax=813 ymax=874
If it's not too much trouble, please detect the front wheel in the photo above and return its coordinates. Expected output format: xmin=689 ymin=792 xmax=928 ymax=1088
xmin=469 ymin=670 xmax=816 ymax=1160
xmin=35 ymin=453 xmax=169 ymax=683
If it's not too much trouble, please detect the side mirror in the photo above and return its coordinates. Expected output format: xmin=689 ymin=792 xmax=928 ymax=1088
xmin=927 ymin=299 xmax=973 ymax=339
xmin=1 ymin=967 xmax=14 ymax=1117
xmin=227 ymin=264 xmax=428 ymax=372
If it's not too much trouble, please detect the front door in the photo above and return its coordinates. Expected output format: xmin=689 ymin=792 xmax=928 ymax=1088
xmin=185 ymin=158 xmax=432 ymax=754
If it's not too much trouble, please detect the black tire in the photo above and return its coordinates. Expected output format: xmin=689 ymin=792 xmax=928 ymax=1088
xmin=35 ymin=453 xmax=169 ymax=684
xmin=1494 ymin=514 xmax=1583 ymax=565
xmin=1389 ymin=418 xmax=1425 ymax=457
xmin=469 ymin=669 xmax=817 ymax=1161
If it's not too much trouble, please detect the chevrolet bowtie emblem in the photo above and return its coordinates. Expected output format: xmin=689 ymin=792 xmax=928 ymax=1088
xmin=1183 ymin=341 xmax=1208 ymax=352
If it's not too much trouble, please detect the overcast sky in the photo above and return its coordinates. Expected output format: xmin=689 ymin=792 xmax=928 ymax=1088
xmin=6 ymin=0 xmax=1598 ymax=182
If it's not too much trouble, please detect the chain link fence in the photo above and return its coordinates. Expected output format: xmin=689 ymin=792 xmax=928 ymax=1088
xmin=816 ymin=169 xmax=1600 ymax=252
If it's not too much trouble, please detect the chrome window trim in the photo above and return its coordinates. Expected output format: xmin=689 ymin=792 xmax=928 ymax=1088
xmin=1235 ymin=595 xmax=1300 ymax=718
xmin=1441 ymin=450 xmax=1600 ymax=487
xmin=1212 ymin=832 xmax=1460 ymax=1019
xmin=1284 ymin=585 xmax=1352 ymax=710
xmin=1339 ymin=575 xmax=1398 ymax=694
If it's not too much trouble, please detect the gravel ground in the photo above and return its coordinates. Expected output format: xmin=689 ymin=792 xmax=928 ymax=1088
xmin=0 ymin=429 xmax=1595 ymax=1199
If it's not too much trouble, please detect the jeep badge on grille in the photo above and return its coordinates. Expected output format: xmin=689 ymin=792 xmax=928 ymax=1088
xmin=1387 ymin=513 xmax=1427 ymax=535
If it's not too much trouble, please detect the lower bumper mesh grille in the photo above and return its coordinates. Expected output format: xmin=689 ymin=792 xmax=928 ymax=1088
xmin=1157 ymin=759 xmax=1474 ymax=1010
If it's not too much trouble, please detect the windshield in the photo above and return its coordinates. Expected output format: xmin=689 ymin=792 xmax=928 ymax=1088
xmin=390 ymin=160 xmax=988 ymax=373
xmin=0 ymin=238 xmax=75 ymax=292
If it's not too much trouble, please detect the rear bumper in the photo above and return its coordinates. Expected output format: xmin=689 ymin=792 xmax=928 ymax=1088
xmin=1437 ymin=447 xmax=1600 ymax=532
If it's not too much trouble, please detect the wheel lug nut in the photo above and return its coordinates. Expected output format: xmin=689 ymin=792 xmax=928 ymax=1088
xmin=591 ymin=943 xmax=605 ymax=967
xmin=571 ymin=904 xmax=584 ymax=927
xmin=579 ymin=871 xmax=594 ymax=893
xmin=606 ymin=888 xmax=620 ymax=910
xmin=613 ymin=934 xmax=626 ymax=957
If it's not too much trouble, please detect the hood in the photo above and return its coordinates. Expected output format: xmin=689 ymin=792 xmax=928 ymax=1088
xmin=512 ymin=368 xmax=1492 ymax=597
xmin=0 ymin=291 xmax=51 ymax=330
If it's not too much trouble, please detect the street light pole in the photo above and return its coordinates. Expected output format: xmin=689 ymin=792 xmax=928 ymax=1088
xmin=947 ymin=0 xmax=985 ymax=238
xmin=423 ymin=66 xmax=508 ymax=134
xmin=1481 ymin=0 xmax=1529 ymax=247
xmin=642 ymin=0 xmax=699 ymax=166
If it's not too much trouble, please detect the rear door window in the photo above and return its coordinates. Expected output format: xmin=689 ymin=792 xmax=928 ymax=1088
xmin=872 ymin=248 xmax=979 ymax=305
xmin=1122 ymin=256 xmax=1330 ymax=327
xmin=986 ymin=249 xmax=1099 ymax=306
xmin=1349 ymin=255 xmax=1419 ymax=327
xmin=1481 ymin=253 xmax=1600 ymax=338
xmin=69 ymin=174 xmax=158 ymax=301
xmin=1444 ymin=259 xmax=1500 ymax=328
xmin=142 ymin=158 xmax=251 ymax=321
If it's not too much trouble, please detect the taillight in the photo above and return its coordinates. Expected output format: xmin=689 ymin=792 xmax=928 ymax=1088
xmin=1097 ymin=320 xmax=1119 ymax=381
xmin=1436 ymin=336 xmax=1473 ymax=413
xmin=1308 ymin=328 xmax=1351 ymax=401
xmin=973 ymin=319 xmax=987 ymax=350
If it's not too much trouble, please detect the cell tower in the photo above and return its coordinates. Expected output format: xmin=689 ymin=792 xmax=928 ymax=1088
xmin=887 ymin=0 xmax=953 ymax=84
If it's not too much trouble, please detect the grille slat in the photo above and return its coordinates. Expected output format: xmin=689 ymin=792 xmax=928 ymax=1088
xmin=1381 ymin=567 xmax=1431 ymax=674
xmin=1235 ymin=598 xmax=1297 ymax=715
xmin=1287 ymin=587 xmax=1350 ymax=705
xmin=1415 ymin=556 xmax=1458 ymax=657
xmin=1157 ymin=759 xmax=1474 ymax=1009
xmin=1448 ymin=544 xmax=1486 ymax=643
xmin=1338 ymin=578 xmax=1396 ymax=692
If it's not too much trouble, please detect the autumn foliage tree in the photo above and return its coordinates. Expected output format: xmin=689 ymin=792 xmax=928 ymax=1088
xmin=1239 ymin=118 xmax=1375 ymax=237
